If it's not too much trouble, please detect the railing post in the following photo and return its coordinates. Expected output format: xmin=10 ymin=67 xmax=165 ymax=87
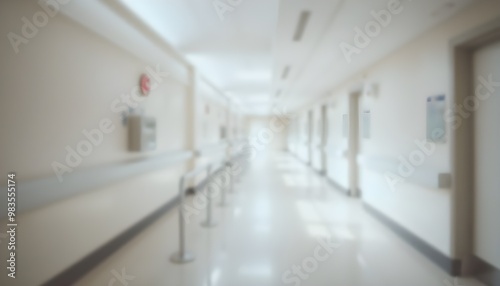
xmin=219 ymin=162 xmax=229 ymax=207
xmin=201 ymin=165 xmax=217 ymax=228
xmin=235 ymin=155 xmax=243 ymax=184
xmin=170 ymin=176 xmax=195 ymax=264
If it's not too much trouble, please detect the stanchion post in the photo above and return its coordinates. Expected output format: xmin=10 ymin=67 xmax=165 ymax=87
xmin=234 ymin=156 xmax=241 ymax=184
xmin=170 ymin=176 xmax=195 ymax=264
xmin=201 ymin=165 xmax=217 ymax=228
xmin=219 ymin=162 xmax=229 ymax=207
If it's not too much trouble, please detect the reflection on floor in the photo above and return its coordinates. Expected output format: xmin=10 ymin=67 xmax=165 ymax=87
xmin=76 ymin=152 xmax=485 ymax=286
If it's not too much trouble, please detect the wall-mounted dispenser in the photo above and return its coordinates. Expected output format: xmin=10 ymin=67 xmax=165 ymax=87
xmin=128 ymin=115 xmax=156 ymax=152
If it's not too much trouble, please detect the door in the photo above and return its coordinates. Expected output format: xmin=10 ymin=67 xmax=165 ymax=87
xmin=308 ymin=110 xmax=313 ymax=165
xmin=348 ymin=91 xmax=361 ymax=196
xmin=321 ymin=105 xmax=329 ymax=175
xmin=473 ymin=39 xmax=500 ymax=269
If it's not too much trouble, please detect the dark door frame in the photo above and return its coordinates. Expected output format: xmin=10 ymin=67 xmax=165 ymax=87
xmin=450 ymin=17 xmax=500 ymax=283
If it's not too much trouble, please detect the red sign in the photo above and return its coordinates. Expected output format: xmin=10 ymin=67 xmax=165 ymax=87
xmin=140 ymin=74 xmax=151 ymax=96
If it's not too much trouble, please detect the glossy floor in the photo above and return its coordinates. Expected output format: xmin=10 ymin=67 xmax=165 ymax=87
xmin=76 ymin=152 xmax=485 ymax=286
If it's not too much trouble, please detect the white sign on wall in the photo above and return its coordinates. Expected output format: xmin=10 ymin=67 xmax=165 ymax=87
xmin=426 ymin=95 xmax=446 ymax=143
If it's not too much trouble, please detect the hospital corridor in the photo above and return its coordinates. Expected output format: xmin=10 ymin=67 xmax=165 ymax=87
xmin=1 ymin=0 xmax=500 ymax=285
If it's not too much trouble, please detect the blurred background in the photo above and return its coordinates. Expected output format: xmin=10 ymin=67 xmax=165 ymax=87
xmin=0 ymin=0 xmax=499 ymax=285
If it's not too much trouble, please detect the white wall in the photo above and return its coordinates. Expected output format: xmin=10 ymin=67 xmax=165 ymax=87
xmin=287 ymin=0 xmax=500 ymax=258
xmin=0 ymin=1 xmax=197 ymax=285
xmin=0 ymin=2 xmax=191 ymax=180
xmin=196 ymin=79 xmax=229 ymax=148
xmin=193 ymin=77 xmax=235 ymax=187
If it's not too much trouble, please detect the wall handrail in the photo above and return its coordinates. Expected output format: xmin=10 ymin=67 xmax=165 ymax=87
xmin=170 ymin=153 xmax=245 ymax=264
xmin=0 ymin=150 xmax=194 ymax=219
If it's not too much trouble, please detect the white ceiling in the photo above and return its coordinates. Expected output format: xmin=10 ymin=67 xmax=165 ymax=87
xmin=117 ymin=0 xmax=280 ymax=115
xmin=59 ymin=0 xmax=480 ymax=115
xmin=274 ymin=0 xmax=478 ymax=111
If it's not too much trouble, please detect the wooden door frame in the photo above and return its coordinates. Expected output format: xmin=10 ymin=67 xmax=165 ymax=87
xmin=348 ymin=87 xmax=362 ymax=197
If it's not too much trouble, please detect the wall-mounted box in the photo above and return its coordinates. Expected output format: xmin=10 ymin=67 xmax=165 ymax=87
xmin=128 ymin=116 xmax=156 ymax=152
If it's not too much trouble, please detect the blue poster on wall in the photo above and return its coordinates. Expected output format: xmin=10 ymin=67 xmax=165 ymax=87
xmin=426 ymin=95 xmax=446 ymax=143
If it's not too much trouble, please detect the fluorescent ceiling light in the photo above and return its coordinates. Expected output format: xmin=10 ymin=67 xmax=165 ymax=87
xmin=293 ymin=11 xmax=311 ymax=41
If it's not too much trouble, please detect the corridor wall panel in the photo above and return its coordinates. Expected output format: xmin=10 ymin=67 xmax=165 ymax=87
xmin=291 ymin=0 xmax=500 ymax=260
xmin=311 ymin=105 xmax=323 ymax=172
xmin=473 ymin=39 xmax=500 ymax=270
xmin=0 ymin=0 xmax=194 ymax=284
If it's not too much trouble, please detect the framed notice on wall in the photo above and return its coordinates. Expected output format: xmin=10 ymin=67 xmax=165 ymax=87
xmin=426 ymin=95 xmax=446 ymax=143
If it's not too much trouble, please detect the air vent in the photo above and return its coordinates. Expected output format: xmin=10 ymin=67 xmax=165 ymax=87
xmin=293 ymin=11 xmax=311 ymax=41
xmin=281 ymin=66 xmax=291 ymax=79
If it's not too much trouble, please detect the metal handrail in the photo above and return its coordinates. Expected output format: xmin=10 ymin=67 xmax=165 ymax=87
xmin=225 ymin=152 xmax=246 ymax=193
xmin=200 ymin=160 xmax=225 ymax=228
xmin=170 ymin=153 xmax=246 ymax=264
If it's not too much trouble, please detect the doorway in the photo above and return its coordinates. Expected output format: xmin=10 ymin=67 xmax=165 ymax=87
xmin=320 ymin=105 xmax=329 ymax=175
xmin=472 ymin=39 xmax=500 ymax=276
xmin=348 ymin=90 xmax=361 ymax=197
xmin=451 ymin=18 xmax=500 ymax=283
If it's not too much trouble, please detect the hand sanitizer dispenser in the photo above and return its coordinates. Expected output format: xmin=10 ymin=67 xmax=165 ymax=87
xmin=128 ymin=115 xmax=156 ymax=152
